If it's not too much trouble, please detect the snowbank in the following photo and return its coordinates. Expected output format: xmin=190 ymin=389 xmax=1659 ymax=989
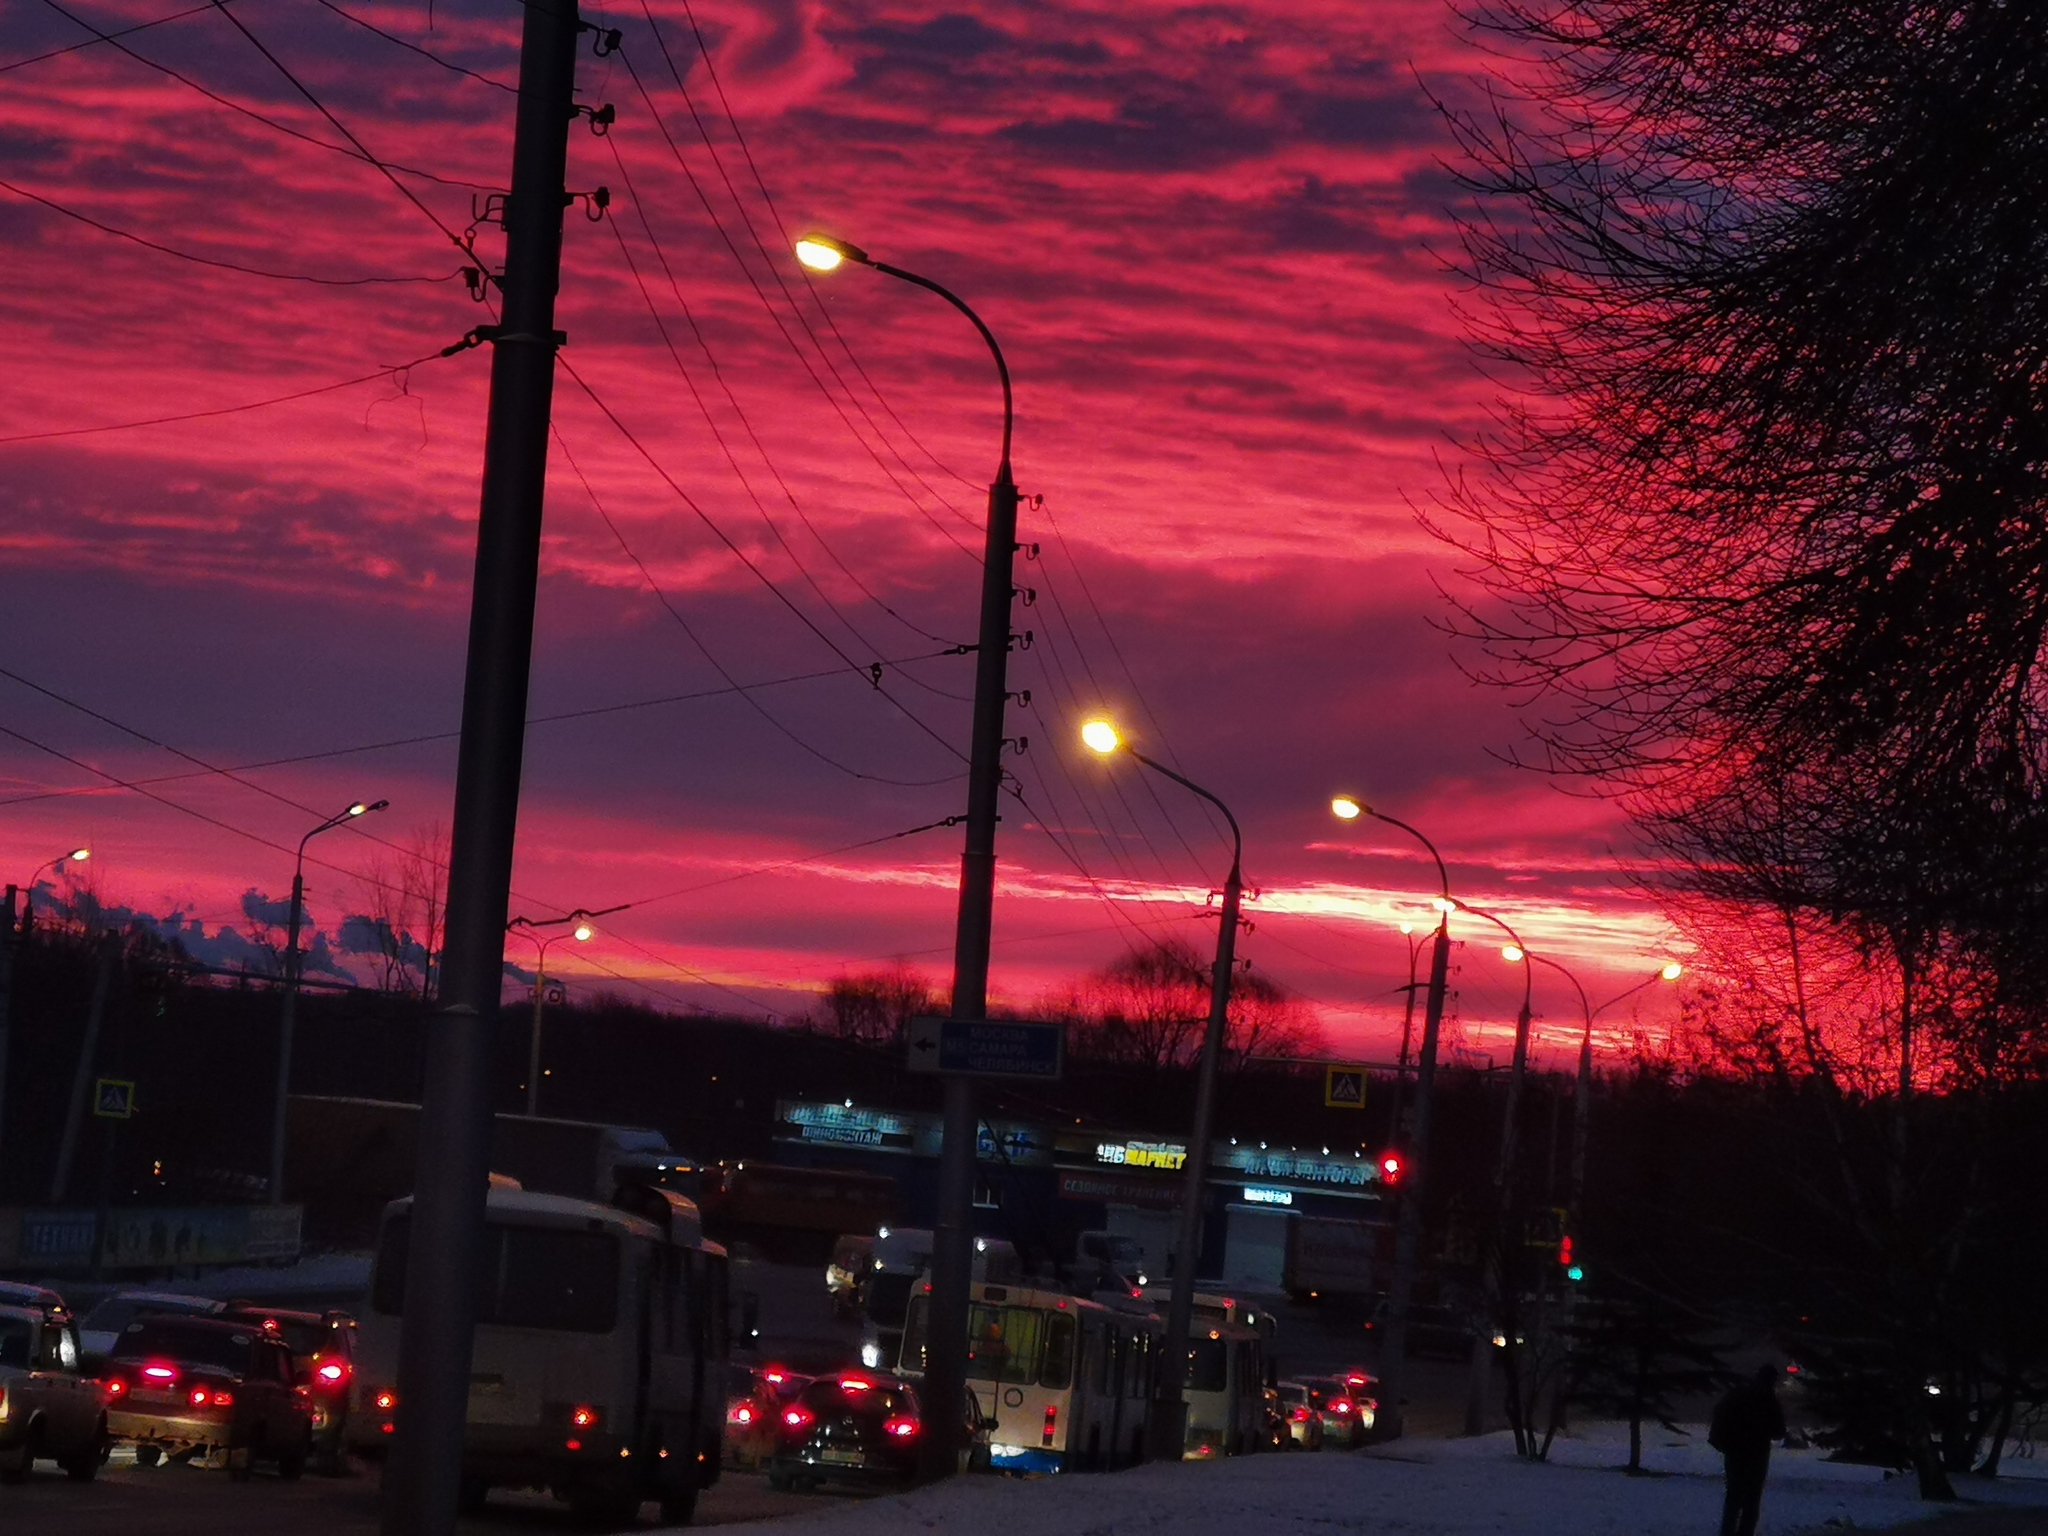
xmin=680 ymin=1422 xmax=2048 ymax=1536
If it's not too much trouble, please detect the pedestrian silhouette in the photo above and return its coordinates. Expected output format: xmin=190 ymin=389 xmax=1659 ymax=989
xmin=1708 ymin=1364 xmax=1786 ymax=1536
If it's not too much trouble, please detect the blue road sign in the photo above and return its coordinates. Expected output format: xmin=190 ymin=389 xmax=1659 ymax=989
xmin=907 ymin=1016 xmax=1065 ymax=1081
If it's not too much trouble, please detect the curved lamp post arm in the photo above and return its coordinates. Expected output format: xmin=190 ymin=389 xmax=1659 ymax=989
xmin=1368 ymin=810 xmax=1450 ymax=903
xmin=1527 ymin=952 xmax=1591 ymax=1035
xmin=1455 ymin=900 xmax=1533 ymax=1013
xmin=1130 ymin=749 xmax=1242 ymax=877
xmin=869 ymin=262 xmax=1013 ymax=477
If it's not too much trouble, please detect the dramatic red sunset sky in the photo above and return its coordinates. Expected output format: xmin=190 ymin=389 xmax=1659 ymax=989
xmin=0 ymin=0 xmax=1684 ymax=1062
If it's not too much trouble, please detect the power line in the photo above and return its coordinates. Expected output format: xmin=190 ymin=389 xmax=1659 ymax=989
xmin=611 ymin=49 xmax=980 ymax=558
xmin=0 ymin=349 xmax=449 ymax=445
xmin=306 ymin=0 xmax=516 ymax=92
xmin=607 ymin=815 xmax=963 ymax=912
xmin=0 ymin=649 xmax=960 ymax=808
xmin=0 ymin=0 xmax=210 ymax=73
xmin=544 ymin=421 xmax=958 ymax=786
xmin=33 ymin=0 xmax=497 ymax=193
xmin=0 ymin=175 xmax=467 ymax=286
xmin=555 ymin=357 xmax=974 ymax=774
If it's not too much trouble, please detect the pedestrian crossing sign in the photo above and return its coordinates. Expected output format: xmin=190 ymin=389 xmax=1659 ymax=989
xmin=1324 ymin=1066 xmax=1366 ymax=1109
xmin=93 ymin=1078 xmax=135 ymax=1119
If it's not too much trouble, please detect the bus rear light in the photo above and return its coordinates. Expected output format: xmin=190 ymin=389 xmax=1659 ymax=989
xmin=566 ymin=1439 xmax=582 ymax=1452
xmin=883 ymin=1416 xmax=918 ymax=1439
xmin=570 ymin=1405 xmax=600 ymax=1429
xmin=1042 ymin=1405 xmax=1057 ymax=1447
xmin=375 ymin=1390 xmax=397 ymax=1412
xmin=316 ymin=1360 xmax=349 ymax=1385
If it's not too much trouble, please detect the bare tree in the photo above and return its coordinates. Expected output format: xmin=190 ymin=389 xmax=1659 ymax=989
xmin=818 ymin=963 xmax=941 ymax=1048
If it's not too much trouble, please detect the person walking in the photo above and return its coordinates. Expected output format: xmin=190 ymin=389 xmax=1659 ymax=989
xmin=1709 ymin=1364 xmax=1787 ymax=1536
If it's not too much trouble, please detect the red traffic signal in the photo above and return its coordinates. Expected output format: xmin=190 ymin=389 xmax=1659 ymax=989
xmin=1558 ymin=1233 xmax=1574 ymax=1266
xmin=1379 ymin=1152 xmax=1404 ymax=1186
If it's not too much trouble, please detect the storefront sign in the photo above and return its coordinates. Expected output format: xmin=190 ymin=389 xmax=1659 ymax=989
xmin=1242 ymin=1186 xmax=1294 ymax=1206
xmin=1221 ymin=1145 xmax=1381 ymax=1189
xmin=1056 ymin=1169 xmax=1183 ymax=1209
xmin=774 ymin=1101 xmax=921 ymax=1153
xmin=1093 ymin=1138 xmax=1187 ymax=1171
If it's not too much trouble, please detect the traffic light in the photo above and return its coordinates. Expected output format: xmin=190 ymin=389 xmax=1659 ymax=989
xmin=1378 ymin=1151 xmax=1404 ymax=1186
xmin=1558 ymin=1233 xmax=1584 ymax=1283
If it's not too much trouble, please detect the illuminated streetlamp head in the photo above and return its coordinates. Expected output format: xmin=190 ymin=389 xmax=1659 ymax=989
xmin=1661 ymin=961 xmax=1684 ymax=981
xmin=1501 ymin=944 xmax=1525 ymax=963
xmin=67 ymin=848 xmax=90 ymax=863
xmin=1080 ymin=719 xmax=1123 ymax=756
xmin=573 ymin=923 xmax=595 ymax=943
xmin=347 ymin=803 xmax=368 ymax=818
xmin=1430 ymin=896 xmax=1455 ymax=914
xmin=1330 ymin=794 xmax=1364 ymax=821
xmin=1398 ymin=921 xmax=1415 ymax=936
xmin=795 ymin=233 xmax=871 ymax=272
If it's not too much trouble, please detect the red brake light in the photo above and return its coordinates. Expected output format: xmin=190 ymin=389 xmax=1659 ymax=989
xmin=883 ymin=1416 xmax=919 ymax=1439
xmin=142 ymin=1364 xmax=176 ymax=1381
xmin=731 ymin=1402 xmax=754 ymax=1425
xmin=1289 ymin=1406 xmax=1311 ymax=1422
xmin=570 ymin=1405 xmax=599 ymax=1429
xmin=189 ymin=1387 xmax=234 ymax=1407
xmin=838 ymin=1377 xmax=872 ymax=1392
xmin=1042 ymin=1404 xmax=1058 ymax=1446
xmin=375 ymin=1390 xmax=397 ymax=1412
xmin=317 ymin=1360 xmax=348 ymax=1383
xmin=105 ymin=1378 xmax=127 ymax=1398
xmin=1332 ymin=1399 xmax=1353 ymax=1414
xmin=781 ymin=1406 xmax=814 ymax=1433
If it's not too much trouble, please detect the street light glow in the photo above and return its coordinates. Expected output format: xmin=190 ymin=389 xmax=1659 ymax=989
xmin=1661 ymin=961 xmax=1684 ymax=981
xmin=1502 ymin=944 xmax=1525 ymax=962
xmin=68 ymin=848 xmax=89 ymax=863
xmin=1081 ymin=719 xmax=1122 ymax=755
xmin=573 ymin=923 xmax=595 ymax=943
xmin=1399 ymin=921 xmax=1415 ymax=935
xmin=1330 ymin=794 xmax=1363 ymax=821
xmin=1430 ymin=896 xmax=1455 ymax=913
xmin=348 ymin=802 xmax=368 ymax=817
xmin=795 ymin=234 xmax=870 ymax=272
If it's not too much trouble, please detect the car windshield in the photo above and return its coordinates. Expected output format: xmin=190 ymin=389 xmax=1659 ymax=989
xmin=111 ymin=1321 xmax=254 ymax=1374
xmin=374 ymin=1217 xmax=619 ymax=1334
xmin=864 ymin=1272 xmax=915 ymax=1328
xmin=0 ymin=1317 xmax=34 ymax=1368
xmin=803 ymin=1378 xmax=917 ymax=1419
xmin=83 ymin=1295 xmax=213 ymax=1333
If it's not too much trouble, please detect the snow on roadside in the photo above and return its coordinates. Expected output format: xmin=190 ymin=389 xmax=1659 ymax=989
xmin=680 ymin=1423 xmax=2048 ymax=1536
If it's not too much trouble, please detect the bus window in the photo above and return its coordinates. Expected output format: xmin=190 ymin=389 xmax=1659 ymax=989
xmin=1185 ymin=1335 xmax=1227 ymax=1393
xmin=1040 ymin=1310 xmax=1076 ymax=1390
xmin=966 ymin=1304 xmax=1045 ymax=1386
xmin=375 ymin=1218 xmax=620 ymax=1334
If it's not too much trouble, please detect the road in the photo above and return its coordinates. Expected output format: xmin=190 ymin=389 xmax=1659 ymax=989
xmin=0 ymin=1448 xmax=840 ymax=1535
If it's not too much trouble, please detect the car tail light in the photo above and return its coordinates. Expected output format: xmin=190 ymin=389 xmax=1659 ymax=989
xmin=1332 ymin=1398 xmax=1353 ymax=1415
xmin=0 ymin=1385 xmax=9 ymax=1423
xmin=189 ymin=1387 xmax=234 ymax=1408
xmin=882 ymin=1416 xmax=919 ymax=1439
xmin=1289 ymin=1406 xmax=1312 ymax=1423
xmin=729 ymin=1401 xmax=755 ymax=1425
xmin=375 ymin=1390 xmax=397 ymax=1411
xmin=316 ymin=1359 xmax=350 ymax=1386
xmin=780 ymin=1406 xmax=814 ymax=1434
xmin=570 ymin=1405 xmax=600 ymax=1429
xmin=142 ymin=1363 xmax=177 ymax=1382
xmin=104 ymin=1377 xmax=128 ymax=1402
xmin=1042 ymin=1404 xmax=1057 ymax=1447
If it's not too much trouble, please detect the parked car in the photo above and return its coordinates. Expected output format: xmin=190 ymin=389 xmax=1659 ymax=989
xmin=724 ymin=1362 xmax=811 ymax=1471
xmin=765 ymin=1374 xmax=989 ymax=1491
xmin=222 ymin=1305 xmax=356 ymax=1473
xmin=1273 ymin=1381 xmax=1326 ymax=1450
xmin=78 ymin=1291 xmax=224 ymax=1360
xmin=103 ymin=1316 xmax=313 ymax=1480
xmin=0 ymin=1303 xmax=105 ymax=1482
xmin=0 ymin=1282 xmax=67 ymax=1315
xmin=1300 ymin=1376 xmax=1367 ymax=1448
xmin=1336 ymin=1368 xmax=1381 ymax=1434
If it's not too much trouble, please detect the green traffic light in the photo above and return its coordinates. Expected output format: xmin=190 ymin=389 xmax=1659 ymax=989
xmin=1566 ymin=1265 xmax=1585 ymax=1282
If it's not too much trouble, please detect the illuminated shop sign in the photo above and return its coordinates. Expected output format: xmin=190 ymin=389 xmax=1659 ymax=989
xmin=1242 ymin=1186 xmax=1294 ymax=1206
xmin=1094 ymin=1139 xmax=1187 ymax=1172
xmin=1221 ymin=1146 xmax=1380 ymax=1189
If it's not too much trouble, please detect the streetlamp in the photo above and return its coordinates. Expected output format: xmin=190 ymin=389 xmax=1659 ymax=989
xmin=270 ymin=800 xmax=387 ymax=1204
xmin=0 ymin=846 xmax=86 ymax=1162
xmin=1085 ymin=718 xmax=1241 ymax=1461
xmin=17 ymin=847 xmax=90 ymax=930
xmin=1328 ymin=793 xmax=1451 ymax=1441
xmin=507 ymin=912 xmax=594 ymax=1117
xmin=1522 ymin=956 xmax=1683 ymax=1219
xmin=798 ymin=230 xmax=1019 ymax=1482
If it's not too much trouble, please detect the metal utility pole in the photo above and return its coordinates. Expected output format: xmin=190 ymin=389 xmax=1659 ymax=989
xmin=52 ymin=932 xmax=119 ymax=1204
xmin=924 ymin=454 xmax=1019 ymax=1481
xmin=0 ymin=887 xmax=15 ymax=1163
xmin=1153 ymin=813 xmax=1242 ymax=1459
xmin=272 ymin=799 xmax=385 ymax=1204
xmin=380 ymin=2 xmax=579 ymax=1532
xmin=1377 ymin=915 xmax=1449 ymax=1438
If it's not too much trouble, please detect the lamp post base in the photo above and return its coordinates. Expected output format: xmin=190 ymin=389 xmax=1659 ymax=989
xmin=1144 ymin=1402 xmax=1187 ymax=1463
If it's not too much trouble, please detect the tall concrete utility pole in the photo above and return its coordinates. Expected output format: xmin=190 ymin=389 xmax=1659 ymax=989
xmin=380 ymin=2 xmax=579 ymax=1532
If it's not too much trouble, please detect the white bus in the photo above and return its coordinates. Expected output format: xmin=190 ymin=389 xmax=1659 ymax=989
xmin=1181 ymin=1318 xmax=1268 ymax=1460
xmin=350 ymin=1183 xmax=728 ymax=1524
xmin=898 ymin=1282 xmax=1162 ymax=1474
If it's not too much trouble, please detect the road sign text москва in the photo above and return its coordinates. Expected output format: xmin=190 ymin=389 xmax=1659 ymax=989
xmin=907 ymin=1016 xmax=1065 ymax=1080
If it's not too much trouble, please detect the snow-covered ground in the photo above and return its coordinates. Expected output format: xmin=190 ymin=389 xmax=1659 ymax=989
xmin=679 ymin=1422 xmax=2048 ymax=1536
